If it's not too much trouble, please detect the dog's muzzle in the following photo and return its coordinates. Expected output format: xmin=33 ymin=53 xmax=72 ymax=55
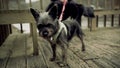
xmin=42 ymin=30 xmax=49 ymax=37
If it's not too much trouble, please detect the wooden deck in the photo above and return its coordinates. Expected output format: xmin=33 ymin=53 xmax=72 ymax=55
xmin=0 ymin=28 xmax=120 ymax=68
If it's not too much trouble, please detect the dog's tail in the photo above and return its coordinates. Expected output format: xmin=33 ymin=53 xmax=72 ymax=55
xmin=83 ymin=6 xmax=95 ymax=18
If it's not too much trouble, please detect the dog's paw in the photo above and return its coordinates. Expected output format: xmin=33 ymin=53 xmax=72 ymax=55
xmin=49 ymin=58 xmax=56 ymax=61
xmin=82 ymin=48 xmax=85 ymax=51
xmin=56 ymin=62 xmax=67 ymax=67
xmin=82 ymin=49 xmax=85 ymax=52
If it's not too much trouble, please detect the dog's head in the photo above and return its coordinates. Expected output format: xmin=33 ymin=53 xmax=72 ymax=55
xmin=30 ymin=8 xmax=59 ymax=39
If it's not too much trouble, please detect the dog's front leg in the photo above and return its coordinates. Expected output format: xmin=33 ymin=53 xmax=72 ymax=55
xmin=57 ymin=44 xmax=68 ymax=67
xmin=62 ymin=45 xmax=68 ymax=64
xmin=50 ymin=44 xmax=56 ymax=61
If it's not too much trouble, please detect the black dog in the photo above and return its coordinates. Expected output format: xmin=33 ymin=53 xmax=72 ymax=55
xmin=30 ymin=8 xmax=85 ymax=67
xmin=46 ymin=0 xmax=95 ymax=26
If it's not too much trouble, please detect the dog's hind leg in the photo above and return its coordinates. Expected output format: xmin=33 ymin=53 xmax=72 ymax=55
xmin=77 ymin=28 xmax=85 ymax=51
xmin=78 ymin=34 xmax=85 ymax=51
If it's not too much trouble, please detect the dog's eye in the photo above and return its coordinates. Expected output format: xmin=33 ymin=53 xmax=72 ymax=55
xmin=37 ymin=24 xmax=43 ymax=29
xmin=47 ymin=24 xmax=53 ymax=28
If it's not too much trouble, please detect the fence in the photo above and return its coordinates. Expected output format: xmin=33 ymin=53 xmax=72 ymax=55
xmin=89 ymin=10 xmax=120 ymax=31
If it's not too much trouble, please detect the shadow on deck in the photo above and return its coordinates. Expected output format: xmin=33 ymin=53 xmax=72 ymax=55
xmin=0 ymin=27 xmax=120 ymax=68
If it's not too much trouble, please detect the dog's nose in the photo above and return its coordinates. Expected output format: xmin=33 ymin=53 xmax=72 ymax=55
xmin=42 ymin=31 xmax=49 ymax=37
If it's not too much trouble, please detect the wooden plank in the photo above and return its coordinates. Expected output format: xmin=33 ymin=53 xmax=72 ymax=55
xmin=30 ymin=23 xmax=39 ymax=55
xmin=69 ymin=42 xmax=99 ymax=61
xmin=94 ymin=10 xmax=120 ymax=15
xmin=93 ymin=44 xmax=120 ymax=67
xmin=6 ymin=57 xmax=26 ymax=68
xmin=0 ymin=34 xmax=17 ymax=68
xmin=10 ymin=34 xmax=27 ymax=57
xmin=27 ymin=55 xmax=47 ymax=68
xmin=96 ymin=16 xmax=99 ymax=27
xmin=104 ymin=0 xmax=107 ymax=9
xmin=88 ymin=18 xmax=92 ymax=31
xmin=9 ymin=24 xmax=12 ymax=34
xmin=20 ymin=24 xmax=23 ymax=33
xmin=67 ymin=48 xmax=90 ymax=68
xmin=5 ymin=34 xmax=27 ymax=68
xmin=0 ymin=34 xmax=17 ymax=59
xmin=27 ymin=36 xmax=47 ymax=68
xmin=0 ymin=10 xmax=39 ymax=56
xmin=86 ymin=60 xmax=99 ymax=68
xmin=86 ymin=35 xmax=120 ymax=67
xmin=0 ymin=10 xmax=35 ymax=24
xmin=118 ymin=14 xmax=120 ymax=26
xmin=104 ymin=15 xmax=107 ymax=27
xmin=38 ymin=38 xmax=61 ymax=68
xmin=93 ymin=58 xmax=115 ymax=68
xmin=111 ymin=14 xmax=114 ymax=27
xmin=91 ymin=17 xmax=97 ymax=31
xmin=84 ymin=42 xmax=119 ymax=67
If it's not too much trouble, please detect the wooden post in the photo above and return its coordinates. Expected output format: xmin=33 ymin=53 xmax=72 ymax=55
xmin=29 ymin=0 xmax=32 ymax=7
xmin=118 ymin=14 xmax=120 ymax=26
xmin=111 ymin=14 xmax=114 ymax=27
xmin=104 ymin=0 xmax=107 ymax=9
xmin=0 ymin=26 xmax=2 ymax=45
xmin=87 ymin=0 xmax=90 ymax=6
xmin=96 ymin=16 xmax=99 ymax=27
xmin=112 ymin=0 xmax=115 ymax=9
xmin=17 ymin=0 xmax=24 ymax=33
xmin=79 ymin=0 xmax=82 ymax=4
xmin=9 ymin=24 xmax=12 ymax=34
xmin=96 ymin=0 xmax=99 ymax=8
xmin=89 ymin=18 xmax=92 ymax=31
xmin=20 ymin=24 xmax=24 ymax=33
xmin=6 ymin=25 xmax=9 ymax=37
xmin=0 ymin=0 xmax=2 ymax=9
xmin=104 ymin=15 xmax=107 ymax=27
xmin=91 ymin=17 xmax=96 ymax=31
xmin=30 ymin=23 xmax=39 ymax=55
xmin=88 ymin=18 xmax=90 ymax=28
xmin=111 ymin=0 xmax=114 ymax=9
xmin=40 ymin=0 xmax=43 ymax=10
xmin=29 ymin=0 xmax=33 ymax=36
xmin=88 ymin=18 xmax=92 ymax=31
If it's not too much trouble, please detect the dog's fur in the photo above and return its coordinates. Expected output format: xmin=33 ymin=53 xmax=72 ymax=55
xmin=46 ymin=0 xmax=95 ymax=26
xmin=30 ymin=8 xmax=85 ymax=67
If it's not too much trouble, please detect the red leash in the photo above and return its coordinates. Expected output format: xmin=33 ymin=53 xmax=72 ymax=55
xmin=59 ymin=0 xmax=67 ymax=22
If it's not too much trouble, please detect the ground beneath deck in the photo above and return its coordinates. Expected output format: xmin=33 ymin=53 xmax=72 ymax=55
xmin=0 ymin=27 xmax=120 ymax=68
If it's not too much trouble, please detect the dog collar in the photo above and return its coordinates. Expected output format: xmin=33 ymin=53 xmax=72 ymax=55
xmin=50 ymin=21 xmax=67 ymax=42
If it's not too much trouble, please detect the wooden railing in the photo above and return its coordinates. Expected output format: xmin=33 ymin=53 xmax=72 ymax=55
xmin=90 ymin=10 xmax=120 ymax=31
xmin=0 ymin=10 xmax=39 ymax=55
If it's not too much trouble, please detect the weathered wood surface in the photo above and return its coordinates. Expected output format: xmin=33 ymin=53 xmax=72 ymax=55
xmin=91 ymin=10 xmax=120 ymax=31
xmin=94 ymin=10 xmax=120 ymax=16
xmin=0 ymin=28 xmax=120 ymax=68
xmin=0 ymin=10 xmax=38 ymax=56
xmin=0 ymin=10 xmax=35 ymax=24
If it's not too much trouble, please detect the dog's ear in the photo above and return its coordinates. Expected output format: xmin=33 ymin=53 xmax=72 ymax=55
xmin=30 ymin=8 xmax=40 ymax=21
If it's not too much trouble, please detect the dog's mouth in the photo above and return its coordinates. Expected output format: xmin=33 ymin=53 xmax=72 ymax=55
xmin=38 ymin=26 xmax=57 ymax=39
xmin=39 ymin=31 xmax=53 ymax=39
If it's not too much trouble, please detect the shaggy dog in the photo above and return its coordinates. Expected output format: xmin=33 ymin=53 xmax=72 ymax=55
xmin=46 ymin=0 xmax=95 ymax=26
xmin=30 ymin=8 xmax=85 ymax=67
